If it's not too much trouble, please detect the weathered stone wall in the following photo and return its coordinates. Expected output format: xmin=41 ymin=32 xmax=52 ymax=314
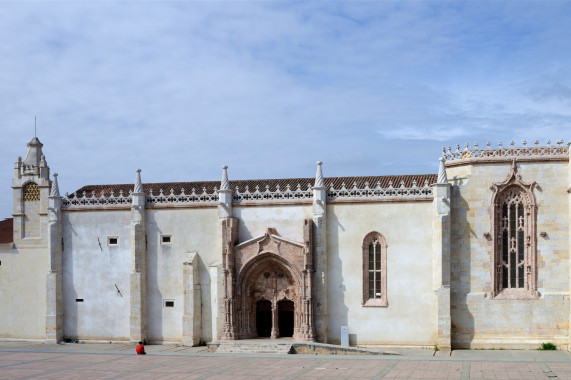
xmin=448 ymin=160 xmax=570 ymax=349
xmin=146 ymin=207 xmax=220 ymax=343
xmin=233 ymin=204 xmax=313 ymax=243
xmin=62 ymin=210 xmax=132 ymax=341
xmin=326 ymin=201 xmax=437 ymax=346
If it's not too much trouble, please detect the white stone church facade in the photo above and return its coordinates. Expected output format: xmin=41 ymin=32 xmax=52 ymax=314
xmin=0 ymin=137 xmax=570 ymax=349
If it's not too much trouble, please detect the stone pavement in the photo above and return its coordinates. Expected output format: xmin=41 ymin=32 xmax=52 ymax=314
xmin=1 ymin=342 xmax=571 ymax=379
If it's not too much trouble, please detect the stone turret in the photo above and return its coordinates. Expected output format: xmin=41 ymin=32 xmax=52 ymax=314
xmin=12 ymin=137 xmax=51 ymax=244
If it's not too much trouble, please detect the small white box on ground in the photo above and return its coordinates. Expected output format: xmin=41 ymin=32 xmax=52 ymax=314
xmin=340 ymin=326 xmax=349 ymax=347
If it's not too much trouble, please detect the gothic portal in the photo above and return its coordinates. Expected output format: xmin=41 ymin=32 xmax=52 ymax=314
xmin=221 ymin=220 xmax=315 ymax=341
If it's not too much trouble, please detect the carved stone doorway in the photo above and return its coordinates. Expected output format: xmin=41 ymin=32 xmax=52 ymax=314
xmin=256 ymin=300 xmax=272 ymax=337
xmin=221 ymin=222 xmax=315 ymax=341
xmin=278 ymin=300 xmax=294 ymax=337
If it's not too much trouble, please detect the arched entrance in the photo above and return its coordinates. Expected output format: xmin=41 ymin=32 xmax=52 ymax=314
xmin=278 ymin=300 xmax=294 ymax=337
xmin=221 ymin=225 xmax=315 ymax=341
xmin=256 ymin=300 xmax=272 ymax=337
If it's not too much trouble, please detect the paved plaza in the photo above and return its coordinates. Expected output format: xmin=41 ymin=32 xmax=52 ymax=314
xmin=1 ymin=342 xmax=571 ymax=379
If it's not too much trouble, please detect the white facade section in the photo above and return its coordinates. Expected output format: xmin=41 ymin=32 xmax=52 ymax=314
xmin=327 ymin=201 xmax=437 ymax=345
xmin=62 ymin=210 xmax=132 ymax=341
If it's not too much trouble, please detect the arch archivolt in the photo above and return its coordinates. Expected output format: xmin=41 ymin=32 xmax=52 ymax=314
xmin=221 ymin=222 xmax=315 ymax=341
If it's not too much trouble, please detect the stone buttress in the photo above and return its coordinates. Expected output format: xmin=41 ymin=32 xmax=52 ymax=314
xmin=130 ymin=169 xmax=147 ymax=342
xmin=433 ymin=157 xmax=451 ymax=349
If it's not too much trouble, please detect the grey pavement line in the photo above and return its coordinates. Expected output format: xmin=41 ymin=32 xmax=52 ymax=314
xmin=539 ymin=362 xmax=559 ymax=379
xmin=461 ymin=361 xmax=470 ymax=380
xmin=283 ymin=358 xmax=328 ymax=380
xmin=372 ymin=359 xmax=397 ymax=379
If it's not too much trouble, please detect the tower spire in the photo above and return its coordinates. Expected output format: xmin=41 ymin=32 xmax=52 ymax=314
xmin=314 ymin=161 xmax=325 ymax=188
xmin=50 ymin=173 xmax=60 ymax=197
xmin=437 ymin=157 xmax=448 ymax=184
xmin=220 ymin=165 xmax=230 ymax=191
xmin=134 ymin=169 xmax=143 ymax=194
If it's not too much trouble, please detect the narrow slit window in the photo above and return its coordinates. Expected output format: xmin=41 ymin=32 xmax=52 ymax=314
xmin=76 ymin=299 xmax=84 ymax=302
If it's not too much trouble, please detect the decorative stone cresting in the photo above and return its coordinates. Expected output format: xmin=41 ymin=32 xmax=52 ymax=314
xmin=233 ymin=183 xmax=313 ymax=202
xmin=327 ymin=179 xmax=433 ymax=200
xmin=146 ymin=187 xmax=218 ymax=205
xmin=62 ymin=190 xmax=132 ymax=208
xmin=442 ymin=140 xmax=568 ymax=162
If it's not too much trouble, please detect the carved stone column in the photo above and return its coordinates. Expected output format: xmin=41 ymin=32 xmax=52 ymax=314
xmin=221 ymin=218 xmax=238 ymax=340
xmin=300 ymin=219 xmax=315 ymax=341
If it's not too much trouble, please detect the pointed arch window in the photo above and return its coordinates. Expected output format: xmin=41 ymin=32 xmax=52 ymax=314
xmin=362 ymin=232 xmax=387 ymax=307
xmin=491 ymin=162 xmax=538 ymax=299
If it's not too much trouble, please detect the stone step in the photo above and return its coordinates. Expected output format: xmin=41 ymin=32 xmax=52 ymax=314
xmin=215 ymin=342 xmax=293 ymax=354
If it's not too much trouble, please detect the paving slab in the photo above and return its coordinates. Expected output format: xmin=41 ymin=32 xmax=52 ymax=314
xmin=0 ymin=342 xmax=571 ymax=379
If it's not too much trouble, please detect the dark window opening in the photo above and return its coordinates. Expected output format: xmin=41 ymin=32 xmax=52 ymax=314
xmin=161 ymin=235 xmax=171 ymax=244
xmin=76 ymin=299 xmax=84 ymax=302
xmin=108 ymin=237 xmax=118 ymax=246
xmin=164 ymin=300 xmax=174 ymax=307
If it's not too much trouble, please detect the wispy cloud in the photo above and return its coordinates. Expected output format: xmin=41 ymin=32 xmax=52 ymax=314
xmin=1 ymin=1 xmax=570 ymax=216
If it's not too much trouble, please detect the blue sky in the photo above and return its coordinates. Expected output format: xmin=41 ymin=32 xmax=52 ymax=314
xmin=1 ymin=1 xmax=571 ymax=217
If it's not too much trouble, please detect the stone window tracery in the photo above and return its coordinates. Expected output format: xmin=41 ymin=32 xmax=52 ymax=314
xmin=23 ymin=182 xmax=40 ymax=201
xmin=362 ymin=232 xmax=387 ymax=307
xmin=491 ymin=162 xmax=538 ymax=299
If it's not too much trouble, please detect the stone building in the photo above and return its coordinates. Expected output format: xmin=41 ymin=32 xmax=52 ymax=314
xmin=0 ymin=137 xmax=569 ymax=349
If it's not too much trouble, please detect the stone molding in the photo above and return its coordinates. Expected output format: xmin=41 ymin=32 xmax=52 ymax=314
xmin=443 ymin=140 xmax=568 ymax=166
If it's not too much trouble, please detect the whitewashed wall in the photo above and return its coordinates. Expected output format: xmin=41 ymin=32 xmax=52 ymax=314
xmin=146 ymin=207 xmax=220 ymax=343
xmin=233 ymin=204 xmax=314 ymax=243
xmin=62 ymin=210 xmax=132 ymax=341
xmin=326 ymin=201 xmax=437 ymax=346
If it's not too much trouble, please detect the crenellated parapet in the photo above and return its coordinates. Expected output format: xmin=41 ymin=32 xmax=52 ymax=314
xmin=443 ymin=140 xmax=569 ymax=165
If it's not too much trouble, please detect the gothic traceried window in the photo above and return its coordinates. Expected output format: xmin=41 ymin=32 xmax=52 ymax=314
xmin=491 ymin=162 xmax=538 ymax=299
xmin=23 ymin=182 xmax=40 ymax=201
xmin=362 ymin=232 xmax=387 ymax=307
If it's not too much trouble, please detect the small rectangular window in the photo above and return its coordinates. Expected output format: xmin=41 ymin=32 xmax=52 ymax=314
xmin=108 ymin=237 xmax=118 ymax=246
xmin=164 ymin=300 xmax=175 ymax=308
xmin=161 ymin=235 xmax=171 ymax=244
xmin=76 ymin=299 xmax=84 ymax=302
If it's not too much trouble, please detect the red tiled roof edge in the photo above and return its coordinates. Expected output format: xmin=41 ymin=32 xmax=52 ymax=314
xmin=70 ymin=174 xmax=438 ymax=198
xmin=0 ymin=218 xmax=13 ymax=244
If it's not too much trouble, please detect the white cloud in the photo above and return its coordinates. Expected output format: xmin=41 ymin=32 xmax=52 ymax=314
xmin=1 ymin=1 xmax=571 ymax=217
